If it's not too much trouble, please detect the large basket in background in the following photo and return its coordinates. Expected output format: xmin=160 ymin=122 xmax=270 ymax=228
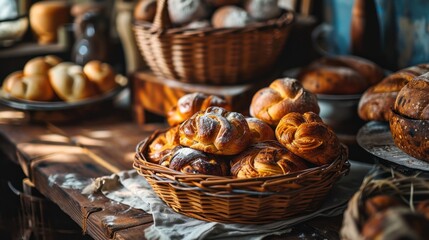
xmin=133 ymin=0 xmax=295 ymax=85
xmin=341 ymin=168 xmax=429 ymax=240
xmin=133 ymin=131 xmax=350 ymax=224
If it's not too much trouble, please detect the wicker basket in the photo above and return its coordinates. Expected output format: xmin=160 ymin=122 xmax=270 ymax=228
xmin=133 ymin=0 xmax=295 ymax=85
xmin=133 ymin=130 xmax=350 ymax=224
xmin=340 ymin=168 xmax=429 ymax=240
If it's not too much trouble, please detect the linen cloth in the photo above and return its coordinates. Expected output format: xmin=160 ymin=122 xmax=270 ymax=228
xmin=83 ymin=161 xmax=373 ymax=240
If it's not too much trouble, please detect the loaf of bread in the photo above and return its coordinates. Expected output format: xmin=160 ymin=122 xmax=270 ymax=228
xmin=245 ymin=117 xmax=275 ymax=143
xmin=2 ymin=71 xmax=55 ymax=101
xmin=147 ymin=126 xmax=180 ymax=164
xmin=249 ymin=78 xmax=320 ymax=126
xmin=165 ymin=146 xmax=229 ymax=176
xmin=389 ymin=72 xmax=429 ymax=162
xmin=275 ymin=112 xmax=343 ymax=165
xmin=358 ymin=64 xmax=429 ymax=121
xmin=297 ymin=55 xmax=384 ymax=95
xmin=83 ymin=60 xmax=117 ymax=93
xmin=179 ymin=106 xmax=251 ymax=155
xmin=230 ymin=141 xmax=308 ymax=178
xmin=167 ymin=92 xmax=231 ymax=127
xmin=48 ymin=62 xmax=99 ymax=102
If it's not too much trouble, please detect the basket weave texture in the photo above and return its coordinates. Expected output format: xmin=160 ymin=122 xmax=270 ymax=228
xmin=132 ymin=0 xmax=295 ymax=85
xmin=133 ymin=130 xmax=350 ymax=224
xmin=340 ymin=168 xmax=429 ymax=240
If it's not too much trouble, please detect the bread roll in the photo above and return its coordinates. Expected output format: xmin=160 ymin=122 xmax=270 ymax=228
xmin=244 ymin=0 xmax=282 ymax=21
xmin=167 ymin=92 xmax=231 ymax=126
xmin=179 ymin=106 xmax=251 ymax=155
xmin=212 ymin=6 xmax=251 ymax=28
xmin=275 ymin=112 xmax=343 ymax=165
xmin=245 ymin=117 xmax=275 ymax=143
xmin=147 ymin=126 xmax=180 ymax=164
xmin=249 ymin=78 xmax=320 ymax=126
xmin=168 ymin=0 xmax=209 ymax=25
xmin=394 ymin=73 xmax=429 ymax=120
xmin=49 ymin=62 xmax=98 ymax=102
xmin=134 ymin=0 xmax=157 ymax=22
xmin=23 ymin=55 xmax=62 ymax=76
xmin=165 ymin=146 xmax=229 ymax=176
xmin=358 ymin=64 xmax=429 ymax=121
xmin=297 ymin=55 xmax=384 ymax=95
xmin=83 ymin=60 xmax=117 ymax=93
xmin=230 ymin=141 xmax=308 ymax=178
xmin=3 ymin=72 xmax=55 ymax=101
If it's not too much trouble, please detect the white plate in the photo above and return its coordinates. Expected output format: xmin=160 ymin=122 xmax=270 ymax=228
xmin=357 ymin=121 xmax=429 ymax=171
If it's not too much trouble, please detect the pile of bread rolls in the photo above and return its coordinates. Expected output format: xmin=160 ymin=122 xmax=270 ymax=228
xmin=359 ymin=194 xmax=429 ymax=239
xmin=134 ymin=0 xmax=289 ymax=29
xmin=2 ymin=56 xmax=118 ymax=102
xmin=142 ymin=78 xmax=347 ymax=178
xmin=357 ymin=64 xmax=429 ymax=162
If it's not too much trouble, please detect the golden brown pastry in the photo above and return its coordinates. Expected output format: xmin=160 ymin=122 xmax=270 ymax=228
xmin=165 ymin=146 xmax=229 ymax=176
xmin=245 ymin=117 xmax=275 ymax=143
xmin=358 ymin=64 xmax=429 ymax=121
xmin=297 ymin=55 xmax=384 ymax=94
xmin=48 ymin=62 xmax=99 ymax=102
xmin=179 ymin=106 xmax=251 ymax=155
xmin=2 ymin=71 xmax=55 ymax=101
xmin=83 ymin=60 xmax=117 ymax=93
xmin=167 ymin=92 xmax=231 ymax=127
xmin=23 ymin=55 xmax=62 ymax=76
xmin=230 ymin=141 xmax=308 ymax=178
xmin=249 ymin=78 xmax=320 ymax=126
xmin=390 ymin=73 xmax=429 ymax=162
xmin=147 ymin=126 xmax=180 ymax=164
xmin=275 ymin=112 xmax=343 ymax=165
xmin=364 ymin=195 xmax=404 ymax=218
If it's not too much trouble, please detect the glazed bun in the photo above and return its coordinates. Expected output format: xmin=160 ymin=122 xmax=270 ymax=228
xmin=147 ymin=126 xmax=180 ymax=164
xmin=249 ymin=78 xmax=320 ymax=126
xmin=83 ymin=60 xmax=117 ymax=93
xmin=3 ymin=71 xmax=55 ymax=101
xmin=23 ymin=55 xmax=62 ymax=76
xmin=245 ymin=117 xmax=275 ymax=143
xmin=358 ymin=64 xmax=429 ymax=121
xmin=212 ymin=5 xmax=251 ymax=28
xmin=275 ymin=112 xmax=343 ymax=165
xmin=244 ymin=0 xmax=282 ymax=21
xmin=165 ymin=146 xmax=229 ymax=176
xmin=49 ymin=62 xmax=98 ymax=102
xmin=230 ymin=141 xmax=308 ymax=178
xmin=179 ymin=106 xmax=251 ymax=155
xmin=167 ymin=92 xmax=231 ymax=127
xmin=134 ymin=0 xmax=157 ymax=22
xmin=297 ymin=55 xmax=384 ymax=94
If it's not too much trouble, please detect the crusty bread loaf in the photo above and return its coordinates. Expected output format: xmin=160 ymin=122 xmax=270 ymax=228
xmin=230 ymin=141 xmax=308 ymax=178
xmin=249 ymin=78 xmax=320 ymax=126
xmin=167 ymin=92 xmax=231 ymax=127
xmin=358 ymin=64 xmax=429 ymax=121
xmin=275 ymin=112 xmax=343 ymax=165
xmin=297 ymin=55 xmax=384 ymax=94
xmin=394 ymin=72 xmax=429 ymax=120
xmin=179 ymin=106 xmax=251 ymax=155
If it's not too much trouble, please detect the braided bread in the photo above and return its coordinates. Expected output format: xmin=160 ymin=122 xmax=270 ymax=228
xmin=167 ymin=92 xmax=231 ymax=126
xmin=164 ymin=146 xmax=229 ymax=176
xmin=275 ymin=112 xmax=342 ymax=165
xmin=358 ymin=64 xmax=429 ymax=121
xmin=230 ymin=141 xmax=308 ymax=178
xmin=249 ymin=78 xmax=320 ymax=126
xmin=179 ymin=106 xmax=251 ymax=155
xmin=147 ymin=126 xmax=180 ymax=164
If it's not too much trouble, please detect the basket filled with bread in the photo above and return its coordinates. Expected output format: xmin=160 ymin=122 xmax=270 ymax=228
xmin=132 ymin=0 xmax=294 ymax=85
xmin=0 ymin=55 xmax=127 ymax=122
xmin=133 ymin=78 xmax=350 ymax=224
xmin=341 ymin=167 xmax=429 ymax=240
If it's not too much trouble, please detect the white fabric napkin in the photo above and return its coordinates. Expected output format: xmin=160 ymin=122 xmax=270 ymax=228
xmin=82 ymin=161 xmax=373 ymax=240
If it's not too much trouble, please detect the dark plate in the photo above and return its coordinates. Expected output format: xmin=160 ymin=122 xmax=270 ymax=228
xmin=357 ymin=121 xmax=429 ymax=171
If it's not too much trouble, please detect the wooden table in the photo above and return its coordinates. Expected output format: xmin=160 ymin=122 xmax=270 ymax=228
xmin=0 ymin=106 xmax=353 ymax=240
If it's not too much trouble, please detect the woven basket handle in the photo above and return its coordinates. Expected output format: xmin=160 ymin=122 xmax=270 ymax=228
xmin=150 ymin=0 xmax=172 ymax=33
